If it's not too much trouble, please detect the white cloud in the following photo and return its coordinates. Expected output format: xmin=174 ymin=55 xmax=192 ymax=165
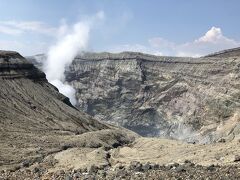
xmin=0 ymin=25 xmax=22 ymax=35
xmin=0 ymin=39 xmax=48 ymax=55
xmin=197 ymin=27 xmax=223 ymax=43
xmin=110 ymin=27 xmax=240 ymax=57
xmin=195 ymin=26 xmax=237 ymax=44
xmin=0 ymin=21 xmax=57 ymax=36
xmin=178 ymin=27 xmax=240 ymax=57
xmin=148 ymin=37 xmax=175 ymax=49
xmin=0 ymin=20 xmax=57 ymax=55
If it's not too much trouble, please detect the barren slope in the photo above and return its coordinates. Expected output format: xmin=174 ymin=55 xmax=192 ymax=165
xmin=0 ymin=51 xmax=136 ymax=171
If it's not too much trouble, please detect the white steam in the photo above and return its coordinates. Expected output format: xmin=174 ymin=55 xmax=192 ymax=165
xmin=44 ymin=11 xmax=104 ymax=105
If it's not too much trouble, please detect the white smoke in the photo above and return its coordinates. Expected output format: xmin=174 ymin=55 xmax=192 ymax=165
xmin=44 ymin=11 xmax=104 ymax=105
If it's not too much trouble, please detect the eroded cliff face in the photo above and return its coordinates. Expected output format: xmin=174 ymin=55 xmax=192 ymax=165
xmin=65 ymin=52 xmax=240 ymax=143
xmin=27 ymin=49 xmax=240 ymax=143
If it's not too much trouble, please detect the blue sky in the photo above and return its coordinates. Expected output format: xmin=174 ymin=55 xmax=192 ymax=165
xmin=0 ymin=0 xmax=239 ymax=56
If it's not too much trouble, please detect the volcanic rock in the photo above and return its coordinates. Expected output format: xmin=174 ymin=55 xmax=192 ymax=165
xmin=27 ymin=48 xmax=240 ymax=144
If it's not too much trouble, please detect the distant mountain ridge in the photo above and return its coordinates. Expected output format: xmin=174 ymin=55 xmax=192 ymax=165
xmin=205 ymin=47 xmax=240 ymax=58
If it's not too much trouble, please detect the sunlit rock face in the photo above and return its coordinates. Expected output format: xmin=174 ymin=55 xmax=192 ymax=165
xmin=27 ymin=48 xmax=240 ymax=143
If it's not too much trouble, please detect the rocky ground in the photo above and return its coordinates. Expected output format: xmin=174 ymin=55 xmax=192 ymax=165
xmin=1 ymin=161 xmax=240 ymax=180
xmin=1 ymin=137 xmax=240 ymax=179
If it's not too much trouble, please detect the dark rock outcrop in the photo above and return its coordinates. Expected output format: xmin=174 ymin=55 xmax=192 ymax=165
xmin=0 ymin=51 xmax=45 ymax=79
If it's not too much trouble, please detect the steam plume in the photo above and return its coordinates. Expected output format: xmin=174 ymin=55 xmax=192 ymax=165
xmin=44 ymin=11 xmax=104 ymax=105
